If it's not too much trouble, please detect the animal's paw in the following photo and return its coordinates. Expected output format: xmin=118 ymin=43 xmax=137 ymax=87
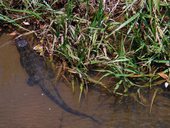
xmin=27 ymin=76 xmax=39 ymax=86
xmin=27 ymin=77 xmax=35 ymax=86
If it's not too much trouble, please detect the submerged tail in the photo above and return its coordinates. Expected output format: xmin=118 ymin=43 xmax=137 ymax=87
xmin=15 ymin=38 xmax=100 ymax=124
xmin=39 ymin=83 xmax=101 ymax=124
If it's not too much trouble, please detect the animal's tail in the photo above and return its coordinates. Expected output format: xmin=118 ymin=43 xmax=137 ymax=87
xmin=39 ymin=83 xmax=101 ymax=124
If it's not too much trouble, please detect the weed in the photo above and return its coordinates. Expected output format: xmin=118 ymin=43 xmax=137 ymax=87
xmin=0 ymin=0 xmax=169 ymax=97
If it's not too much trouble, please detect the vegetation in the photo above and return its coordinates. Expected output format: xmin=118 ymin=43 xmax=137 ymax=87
xmin=0 ymin=0 xmax=170 ymax=98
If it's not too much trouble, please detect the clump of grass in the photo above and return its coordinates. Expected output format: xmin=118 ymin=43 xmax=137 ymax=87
xmin=0 ymin=0 xmax=170 ymax=98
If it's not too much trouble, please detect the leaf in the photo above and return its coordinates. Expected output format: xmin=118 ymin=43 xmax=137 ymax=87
xmin=33 ymin=44 xmax=44 ymax=56
xmin=79 ymin=83 xmax=84 ymax=103
xmin=106 ymin=12 xmax=140 ymax=39
xmin=158 ymin=72 xmax=169 ymax=80
xmin=23 ymin=21 xmax=30 ymax=26
xmin=150 ymin=88 xmax=159 ymax=113
xmin=153 ymin=0 xmax=160 ymax=12
xmin=9 ymin=31 xmax=17 ymax=36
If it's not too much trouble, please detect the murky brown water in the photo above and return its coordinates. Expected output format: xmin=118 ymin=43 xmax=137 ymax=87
xmin=1 ymin=34 xmax=170 ymax=128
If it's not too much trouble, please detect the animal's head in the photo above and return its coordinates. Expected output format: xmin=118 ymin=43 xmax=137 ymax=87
xmin=15 ymin=38 xmax=28 ymax=47
xmin=15 ymin=37 xmax=30 ymax=52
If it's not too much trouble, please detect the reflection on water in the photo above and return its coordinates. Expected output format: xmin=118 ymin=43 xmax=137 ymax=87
xmin=0 ymin=34 xmax=170 ymax=128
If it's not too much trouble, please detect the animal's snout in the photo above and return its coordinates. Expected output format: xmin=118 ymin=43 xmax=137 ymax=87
xmin=15 ymin=38 xmax=28 ymax=48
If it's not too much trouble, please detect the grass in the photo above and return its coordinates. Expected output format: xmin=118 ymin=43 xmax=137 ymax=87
xmin=0 ymin=0 xmax=170 ymax=99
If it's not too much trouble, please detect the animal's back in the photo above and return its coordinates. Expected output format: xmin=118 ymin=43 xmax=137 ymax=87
xmin=15 ymin=38 xmax=100 ymax=123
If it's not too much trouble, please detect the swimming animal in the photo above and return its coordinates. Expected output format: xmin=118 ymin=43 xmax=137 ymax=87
xmin=15 ymin=37 xmax=99 ymax=123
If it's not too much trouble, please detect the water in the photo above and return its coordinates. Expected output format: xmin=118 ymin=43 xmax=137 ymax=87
xmin=0 ymin=34 xmax=170 ymax=128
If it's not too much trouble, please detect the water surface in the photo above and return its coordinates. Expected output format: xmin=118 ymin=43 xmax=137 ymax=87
xmin=0 ymin=34 xmax=170 ymax=128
